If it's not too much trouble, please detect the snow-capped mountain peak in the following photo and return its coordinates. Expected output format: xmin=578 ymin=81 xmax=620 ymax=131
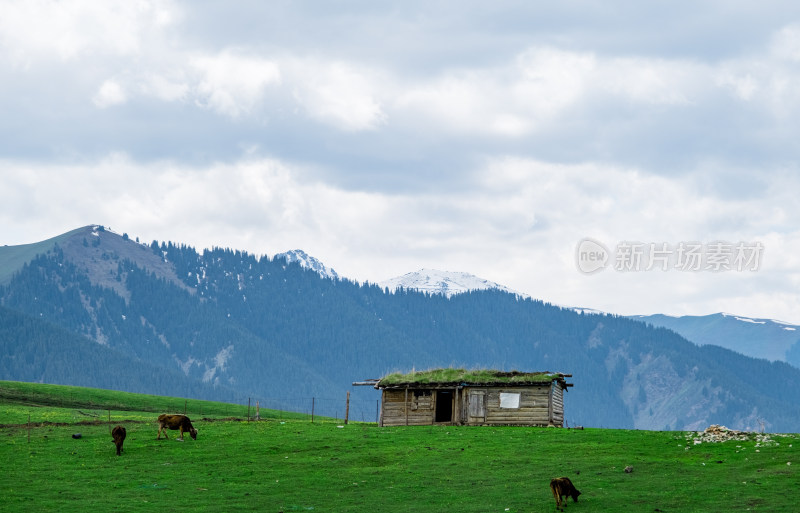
xmin=379 ymin=268 xmax=524 ymax=298
xmin=274 ymin=249 xmax=339 ymax=281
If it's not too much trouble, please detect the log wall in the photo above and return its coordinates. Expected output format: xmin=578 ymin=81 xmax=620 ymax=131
xmin=469 ymin=385 xmax=555 ymax=426
xmin=380 ymin=383 xmax=567 ymax=427
xmin=381 ymin=388 xmax=436 ymax=426
xmin=550 ymin=381 xmax=564 ymax=426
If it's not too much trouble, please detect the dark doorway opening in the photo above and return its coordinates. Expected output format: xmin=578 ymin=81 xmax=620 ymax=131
xmin=435 ymin=390 xmax=453 ymax=423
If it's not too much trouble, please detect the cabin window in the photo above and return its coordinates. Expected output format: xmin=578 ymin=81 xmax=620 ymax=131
xmin=499 ymin=392 xmax=521 ymax=409
xmin=411 ymin=389 xmax=431 ymax=411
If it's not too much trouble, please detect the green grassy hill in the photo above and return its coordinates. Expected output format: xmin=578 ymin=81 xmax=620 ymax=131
xmin=1 ymin=381 xmax=797 ymax=512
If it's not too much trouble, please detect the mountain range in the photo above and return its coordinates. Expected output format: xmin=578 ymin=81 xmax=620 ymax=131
xmin=2 ymin=225 xmax=800 ymax=432
xmin=633 ymin=313 xmax=800 ymax=368
xmin=383 ymin=267 xmax=800 ymax=369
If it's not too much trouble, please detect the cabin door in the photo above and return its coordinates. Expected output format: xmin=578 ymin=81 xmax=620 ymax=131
xmin=435 ymin=390 xmax=453 ymax=423
xmin=468 ymin=390 xmax=486 ymax=423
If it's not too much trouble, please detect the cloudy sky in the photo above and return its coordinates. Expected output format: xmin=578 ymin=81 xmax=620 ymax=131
xmin=2 ymin=1 xmax=800 ymax=323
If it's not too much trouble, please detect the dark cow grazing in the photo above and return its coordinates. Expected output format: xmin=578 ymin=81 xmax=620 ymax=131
xmin=550 ymin=477 xmax=581 ymax=511
xmin=111 ymin=425 xmax=126 ymax=456
xmin=157 ymin=414 xmax=197 ymax=441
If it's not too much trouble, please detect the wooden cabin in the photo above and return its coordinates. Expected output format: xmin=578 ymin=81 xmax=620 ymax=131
xmin=357 ymin=369 xmax=573 ymax=427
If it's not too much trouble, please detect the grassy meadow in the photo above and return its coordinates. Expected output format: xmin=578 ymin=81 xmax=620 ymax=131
xmin=1 ymin=380 xmax=797 ymax=512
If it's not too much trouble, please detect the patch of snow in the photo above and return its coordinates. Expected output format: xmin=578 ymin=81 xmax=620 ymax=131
xmin=734 ymin=316 xmax=766 ymax=325
xmin=174 ymin=355 xmax=198 ymax=376
xmin=274 ymin=249 xmax=340 ymax=281
xmin=379 ymin=269 xmax=525 ymax=298
xmin=722 ymin=312 xmax=767 ymax=324
xmin=571 ymin=307 xmax=606 ymax=315
xmin=202 ymin=367 xmax=216 ymax=383
xmin=213 ymin=345 xmax=234 ymax=371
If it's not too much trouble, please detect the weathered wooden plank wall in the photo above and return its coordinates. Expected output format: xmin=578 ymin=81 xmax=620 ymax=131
xmin=550 ymin=382 xmax=565 ymax=425
xmin=380 ymin=383 xmax=567 ymax=427
xmin=381 ymin=389 xmax=436 ymax=426
xmin=481 ymin=386 xmax=553 ymax=426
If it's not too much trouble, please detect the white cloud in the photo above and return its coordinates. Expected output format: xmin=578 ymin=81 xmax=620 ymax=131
xmin=190 ymin=51 xmax=281 ymax=118
xmin=600 ymin=56 xmax=700 ymax=105
xmin=770 ymin=24 xmax=800 ymax=62
xmin=140 ymin=73 xmax=189 ymax=103
xmin=92 ymin=79 xmax=127 ymax=108
xmin=716 ymin=70 xmax=760 ymax=101
xmin=290 ymin=60 xmax=387 ymax=131
xmin=0 ymin=0 xmax=177 ymax=65
xmin=512 ymin=47 xmax=596 ymax=117
xmin=711 ymin=24 xmax=800 ymax=116
xmin=394 ymin=71 xmax=485 ymax=133
xmin=393 ymin=46 xmax=703 ymax=138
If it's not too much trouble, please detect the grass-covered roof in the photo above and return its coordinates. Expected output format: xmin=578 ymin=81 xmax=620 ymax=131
xmin=376 ymin=368 xmax=571 ymax=388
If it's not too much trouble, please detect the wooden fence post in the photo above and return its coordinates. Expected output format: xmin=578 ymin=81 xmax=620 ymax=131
xmin=311 ymin=397 xmax=315 ymax=423
xmin=345 ymin=391 xmax=350 ymax=425
xmin=405 ymin=387 xmax=409 ymax=426
xmin=454 ymin=388 xmax=459 ymax=425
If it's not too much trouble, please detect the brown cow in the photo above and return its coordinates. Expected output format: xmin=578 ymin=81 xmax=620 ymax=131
xmin=111 ymin=425 xmax=126 ymax=456
xmin=550 ymin=476 xmax=581 ymax=511
xmin=157 ymin=414 xmax=198 ymax=441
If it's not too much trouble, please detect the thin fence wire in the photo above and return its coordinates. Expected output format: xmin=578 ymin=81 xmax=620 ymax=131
xmin=22 ymin=393 xmax=381 ymax=424
xmin=245 ymin=396 xmax=380 ymax=423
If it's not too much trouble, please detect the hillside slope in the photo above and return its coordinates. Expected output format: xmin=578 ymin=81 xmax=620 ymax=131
xmin=0 ymin=226 xmax=85 ymax=285
xmin=0 ymin=305 xmax=235 ymax=400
